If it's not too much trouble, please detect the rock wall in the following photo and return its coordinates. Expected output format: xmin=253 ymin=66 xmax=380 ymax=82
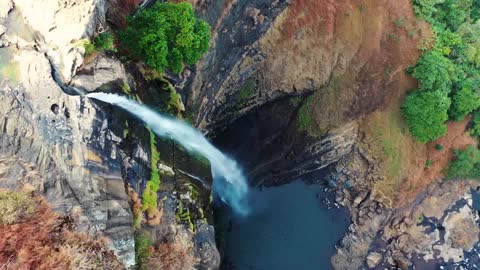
xmin=188 ymin=0 xmax=425 ymax=132
xmin=0 ymin=0 xmax=135 ymax=267
xmin=184 ymin=0 xmax=480 ymax=269
xmin=184 ymin=0 xmax=427 ymax=184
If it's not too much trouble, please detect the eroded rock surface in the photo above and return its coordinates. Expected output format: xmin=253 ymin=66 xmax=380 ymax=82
xmin=184 ymin=1 xmax=480 ymax=269
xmin=0 ymin=0 xmax=135 ymax=267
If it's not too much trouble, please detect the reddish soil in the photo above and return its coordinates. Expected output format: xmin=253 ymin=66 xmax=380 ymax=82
xmin=425 ymin=118 xmax=476 ymax=180
xmin=395 ymin=119 xmax=476 ymax=206
xmin=272 ymin=0 xmax=468 ymax=206
xmin=261 ymin=0 xmax=432 ymax=133
xmin=281 ymin=0 xmax=337 ymax=40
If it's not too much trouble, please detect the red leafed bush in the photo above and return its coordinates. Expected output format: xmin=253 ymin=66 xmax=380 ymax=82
xmin=0 ymin=190 xmax=124 ymax=270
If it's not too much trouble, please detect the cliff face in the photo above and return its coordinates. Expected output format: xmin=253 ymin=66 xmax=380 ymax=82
xmin=186 ymin=0 xmax=428 ymax=184
xmin=183 ymin=0 xmax=480 ymax=269
xmin=1 ymin=1 xmax=220 ymax=269
xmin=2 ymin=0 xmax=479 ymax=269
xmin=0 ymin=0 xmax=136 ymax=267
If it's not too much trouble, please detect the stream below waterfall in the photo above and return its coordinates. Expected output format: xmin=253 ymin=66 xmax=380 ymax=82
xmin=220 ymin=180 xmax=350 ymax=270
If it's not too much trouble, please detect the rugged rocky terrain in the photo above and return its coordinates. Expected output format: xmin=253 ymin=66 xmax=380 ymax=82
xmin=183 ymin=0 xmax=480 ymax=269
xmin=1 ymin=0 xmax=479 ymax=269
xmin=0 ymin=0 xmax=218 ymax=269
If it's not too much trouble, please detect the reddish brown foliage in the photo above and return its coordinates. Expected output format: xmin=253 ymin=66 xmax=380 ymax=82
xmin=143 ymin=242 xmax=197 ymax=270
xmin=0 ymin=194 xmax=124 ymax=270
xmin=119 ymin=0 xmax=143 ymax=11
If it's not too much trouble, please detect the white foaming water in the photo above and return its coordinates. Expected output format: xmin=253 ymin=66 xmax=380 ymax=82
xmin=87 ymin=92 xmax=249 ymax=216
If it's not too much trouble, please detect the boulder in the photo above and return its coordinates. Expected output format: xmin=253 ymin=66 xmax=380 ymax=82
xmin=366 ymin=252 xmax=382 ymax=268
xmin=70 ymin=55 xmax=128 ymax=92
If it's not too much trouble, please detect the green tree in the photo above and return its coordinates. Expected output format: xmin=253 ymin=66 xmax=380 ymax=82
xmin=447 ymin=145 xmax=480 ymax=179
xmin=120 ymin=2 xmax=211 ymax=74
xmin=437 ymin=0 xmax=473 ymax=31
xmin=413 ymin=50 xmax=458 ymax=92
xmin=472 ymin=0 xmax=480 ymax=21
xmin=449 ymin=82 xmax=480 ymax=120
xmin=413 ymin=0 xmax=446 ymax=19
xmin=402 ymin=90 xmax=451 ymax=143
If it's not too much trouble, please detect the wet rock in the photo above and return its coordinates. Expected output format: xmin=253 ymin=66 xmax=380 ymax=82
xmin=366 ymin=252 xmax=382 ymax=268
xmin=195 ymin=221 xmax=221 ymax=270
xmin=328 ymin=179 xmax=338 ymax=188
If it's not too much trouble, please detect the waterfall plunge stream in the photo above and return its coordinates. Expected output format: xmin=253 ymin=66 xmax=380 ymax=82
xmin=87 ymin=92 xmax=249 ymax=216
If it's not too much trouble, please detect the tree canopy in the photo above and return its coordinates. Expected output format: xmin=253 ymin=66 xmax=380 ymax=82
xmin=120 ymin=2 xmax=211 ymax=74
xmin=447 ymin=145 xmax=480 ymax=179
xmin=402 ymin=90 xmax=451 ymax=143
xmin=403 ymin=0 xmax=480 ymax=143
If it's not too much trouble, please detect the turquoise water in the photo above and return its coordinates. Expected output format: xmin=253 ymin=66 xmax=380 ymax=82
xmin=223 ymin=180 xmax=350 ymax=270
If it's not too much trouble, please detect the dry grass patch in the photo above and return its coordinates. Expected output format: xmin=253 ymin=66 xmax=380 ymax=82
xmin=143 ymin=242 xmax=197 ymax=270
xmin=360 ymin=107 xmax=425 ymax=206
xmin=0 ymin=189 xmax=124 ymax=270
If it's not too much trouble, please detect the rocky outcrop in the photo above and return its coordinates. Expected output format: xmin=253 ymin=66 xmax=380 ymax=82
xmin=329 ymin=149 xmax=480 ymax=269
xmin=1 ymin=1 xmax=221 ymax=269
xmin=71 ymin=55 xmax=127 ymax=92
xmin=182 ymin=0 xmax=478 ymax=269
xmin=9 ymin=0 xmax=106 ymax=81
xmin=187 ymin=0 xmax=425 ymax=134
xmin=0 ymin=0 xmax=135 ymax=267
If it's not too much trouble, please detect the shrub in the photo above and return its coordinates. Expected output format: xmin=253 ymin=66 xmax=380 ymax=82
xmin=447 ymin=145 xmax=480 ymax=179
xmin=425 ymin=159 xmax=434 ymax=168
xmin=471 ymin=111 xmax=480 ymax=136
xmin=449 ymin=83 xmax=480 ymax=120
xmin=120 ymin=2 xmax=211 ymax=74
xmin=142 ymin=129 xmax=162 ymax=225
xmin=94 ymin=32 xmax=115 ymax=52
xmin=0 ymin=189 xmax=36 ymax=225
xmin=143 ymin=242 xmax=196 ymax=270
xmin=402 ymin=90 xmax=451 ymax=143
xmin=135 ymin=232 xmax=153 ymax=269
xmin=236 ymin=78 xmax=255 ymax=102
xmin=83 ymin=40 xmax=96 ymax=55
xmin=0 ymin=193 xmax=123 ymax=269
xmin=435 ymin=144 xmax=444 ymax=150
xmin=297 ymin=95 xmax=316 ymax=134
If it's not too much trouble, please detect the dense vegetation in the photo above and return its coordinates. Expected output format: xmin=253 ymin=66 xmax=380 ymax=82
xmin=120 ymin=2 xmax=211 ymax=74
xmin=403 ymin=0 xmax=480 ymax=142
xmin=83 ymin=32 xmax=115 ymax=55
xmin=447 ymin=145 xmax=480 ymax=179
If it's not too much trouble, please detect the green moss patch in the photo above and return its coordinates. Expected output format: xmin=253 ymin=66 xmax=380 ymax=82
xmin=236 ymin=78 xmax=256 ymax=102
xmin=297 ymin=95 xmax=319 ymax=135
xmin=142 ymin=129 xmax=161 ymax=216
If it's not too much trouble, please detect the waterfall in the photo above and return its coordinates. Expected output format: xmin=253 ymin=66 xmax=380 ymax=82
xmin=87 ymin=92 xmax=249 ymax=216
